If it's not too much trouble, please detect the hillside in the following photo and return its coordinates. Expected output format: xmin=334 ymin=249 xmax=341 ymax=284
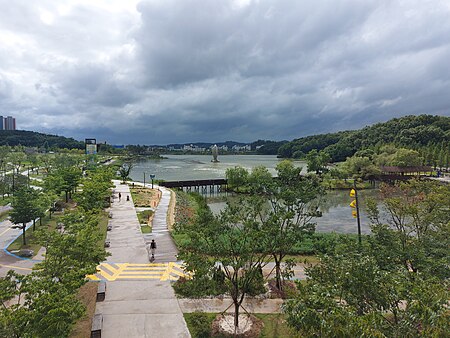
xmin=0 ymin=130 xmax=84 ymax=149
xmin=274 ymin=115 xmax=450 ymax=162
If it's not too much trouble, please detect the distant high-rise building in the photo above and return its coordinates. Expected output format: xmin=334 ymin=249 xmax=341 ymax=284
xmin=4 ymin=116 xmax=16 ymax=130
xmin=0 ymin=116 xmax=3 ymax=130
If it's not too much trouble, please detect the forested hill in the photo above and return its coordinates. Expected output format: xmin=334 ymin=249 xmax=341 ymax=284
xmin=0 ymin=130 xmax=84 ymax=149
xmin=276 ymin=114 xmax=450 ymax=162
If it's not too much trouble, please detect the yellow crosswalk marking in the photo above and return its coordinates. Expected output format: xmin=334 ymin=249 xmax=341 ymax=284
xmin=87 ymin=262 xmax=189 ymax=281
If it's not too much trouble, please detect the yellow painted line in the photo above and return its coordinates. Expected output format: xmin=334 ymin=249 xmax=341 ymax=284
xmin=123 ymin=267 xmax=167 ymax=271
xmin=171 ymin=263 xmax=185 ymax=269
xmin=97 ymin=269 xmax=114 ymax=281
xmin=126 ymin=263 xmax=167 ymax=267
xmin=120 ymin=271 xmax=164 ymax=275
xmin=97 ymin=263 xmax=119 ymax=281
xmin=0 ymin=227 xmax=11 ymax=236
xmin=87 ymin=274 xmax=100 ymax=281
xmin=169 ymin=268 xmax=189 ymax=278
xmin=102 ymin=263 xmax=121 ymax=280
xmin=0 ymin=264 xmax=33 ymax=271
xmin=161 ymin=262 xmax=178 ymax=281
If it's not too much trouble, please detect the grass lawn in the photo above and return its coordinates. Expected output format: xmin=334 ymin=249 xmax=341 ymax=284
xmin=69 ymin=282 xmax=98 ymax=338
xmin=0 ymin=210 xmax=10 ymax=222
xmin=141 ymin=225 xmax=152 ymax=233
xmin=0 ymin=197 xmax=11 ymax=206
xmin=256 ymin=314 xmax=301 ymax=338
xmin=263 ymin=254 xmax=319 ymax=265
xmin=7 ymin=212 xmax=65 ymax=256
xmin=137 ymin=209 xmax=154 ymax=224
xmin=98 ymin=211 xmax=109 ymax=240
xmin=129 ymin=186 xmax=159 ymax=207
xmin=7 ymin=208 xmax=109 ymax=255
xmin=183 ymin=312 xmax=300 ymax=338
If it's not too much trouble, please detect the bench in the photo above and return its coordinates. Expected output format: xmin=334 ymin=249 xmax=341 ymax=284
xmin=96 ymin=282 xmax=106 ymax=302
xmin=91 ymin=313 xmax=103 ymax=338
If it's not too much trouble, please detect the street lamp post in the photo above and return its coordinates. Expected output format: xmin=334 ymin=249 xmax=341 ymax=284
xmin=350 ymin=181 xmax=362 ymax=246
xmin=150 ymin=174 xmax=155 ymax=189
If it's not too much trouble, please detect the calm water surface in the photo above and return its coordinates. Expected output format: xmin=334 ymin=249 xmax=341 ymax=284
xmin=130 ymin=155 xmax=378 ymax=234
xmin=130 ymin=154 xmax=306 ymax=181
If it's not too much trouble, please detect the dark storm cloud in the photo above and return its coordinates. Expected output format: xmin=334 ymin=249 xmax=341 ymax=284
xmin=0 ymin=0 xmax=449 ymax=144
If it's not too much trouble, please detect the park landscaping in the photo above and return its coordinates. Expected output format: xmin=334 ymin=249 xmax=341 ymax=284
xmin=0 ymin=151 xmax=113 ymax=337
xmin=171 ymin=161 xmax=450 ymax=337
xmin=130 ymin=185 xmax=160 ymax=234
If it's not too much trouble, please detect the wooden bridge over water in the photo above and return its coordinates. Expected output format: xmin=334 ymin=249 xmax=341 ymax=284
xmin=159 ymin=178 xmax=228 ymax=194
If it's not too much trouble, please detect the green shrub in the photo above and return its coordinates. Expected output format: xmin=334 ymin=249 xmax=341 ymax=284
xmin=184 ymin=312 xmax=215 ymax=338
xmin=245 ymin=267 xmax=266 ymax=296
xmin=137 ymin=209 xmax=153 ymax=224
xmin=173 ymin=275 xmax=227 ymax=298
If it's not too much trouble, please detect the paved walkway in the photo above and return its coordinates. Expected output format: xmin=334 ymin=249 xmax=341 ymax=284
xmin=94 ymin=181 xmax=190 ymax=338
xmin=179 ymin=298 xmax=284 ymax=314
xmin=143 ymin=185 xmax=179 ymax=262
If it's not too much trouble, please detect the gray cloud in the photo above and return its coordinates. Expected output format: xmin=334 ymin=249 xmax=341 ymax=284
xmin=0 ymin=0 xmax=449 ymax=145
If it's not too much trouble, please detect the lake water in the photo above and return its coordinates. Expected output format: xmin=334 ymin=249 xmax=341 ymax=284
xmin=130 ymin=154 xmax=306 ymax=181
xmin=130 ymin=155 xmax=377 ymax=234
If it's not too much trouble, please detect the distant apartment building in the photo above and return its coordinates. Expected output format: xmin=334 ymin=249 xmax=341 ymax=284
xmin=0 ymin=116 xmax=16 ymax=130
xmin=232 ymin=144 xmax=251 ymax=152
xmin=183 ymin=144 xmax=206 ymax=152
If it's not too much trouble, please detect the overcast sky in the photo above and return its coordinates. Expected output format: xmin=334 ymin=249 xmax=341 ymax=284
xmin=1 ymin=0 xmax=449 ymax=145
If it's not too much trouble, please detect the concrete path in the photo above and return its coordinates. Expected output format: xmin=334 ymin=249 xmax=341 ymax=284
xmin=95 ymin=181 xmax=190 ymax=338
xmin=179 ymin=298 xmax=284 ymax=314
xmin=143 ymin=185 xmax=178 ymax=262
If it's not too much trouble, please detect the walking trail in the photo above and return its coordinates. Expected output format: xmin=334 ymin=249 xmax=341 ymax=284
xmin=93 ymin=180 xmax=190 ymax=338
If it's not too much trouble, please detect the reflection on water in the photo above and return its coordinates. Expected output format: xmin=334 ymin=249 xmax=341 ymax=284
xmin=208 ymin=189 xmax=381 ymax=235
xmin=130 ymin=154 xmax=380 ymax=234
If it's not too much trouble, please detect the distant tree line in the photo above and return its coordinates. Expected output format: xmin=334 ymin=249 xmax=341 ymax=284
xmin=0 ymin=130 xmax=84 ymax=149
xmin=256 ymin=115 xmax=449 ymax=162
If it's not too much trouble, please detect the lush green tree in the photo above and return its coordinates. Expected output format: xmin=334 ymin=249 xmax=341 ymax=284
xmin=367 ymin=180 xmax=450 ymax=279
xmin=225 ymin=162 xmax=322 ymax=291
xmin=118 ymin=162 xmax=133 ymax=183
xmin=283 ymin=249 xmax=449 ymax=337
xmin=0 ymin=209 xmax=107 ymax=338
xmin=284 ymin=179 xmax=450 ymax=336
xmin=44 ymin=166 xmax=82 ymax=202
xmin=305 ymin=150 xmax=330 ymax=175
xmin=9 ymin=187 xmax=40 ymax=245
xmin=178 ymin=200 xmax=268 ymax=332
xmin=260 ymin=161 xmax=322 ymax=290
xmin=75 ymin=168 xmax=113 ymax=211
xmin=225 ymin=166 xmax=249 ymax=191
xmin=390 ymin=148 xmax=423 ymax=167
xmin=35 ymin=210 xmax=108 ymax=285
xmin=341 ymin=156 xmax=380 ymax=180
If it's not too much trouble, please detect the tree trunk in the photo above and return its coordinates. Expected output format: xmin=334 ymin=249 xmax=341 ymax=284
xmin=234 ymin=300 xmax=240 ymax=333
xmin=22 ymin=223 xmax=26 ymax=245
xmin=274 ymin=255 xmax=282 ymax=291
xmin=65 ymin=191 xmax=69 ymax=203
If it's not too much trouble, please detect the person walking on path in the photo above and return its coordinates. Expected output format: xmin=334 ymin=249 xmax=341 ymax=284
xmin=150 ymin=239 xmax=157 ymax=261
xmin=118 ymin=192 xmax=121 ymax=201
